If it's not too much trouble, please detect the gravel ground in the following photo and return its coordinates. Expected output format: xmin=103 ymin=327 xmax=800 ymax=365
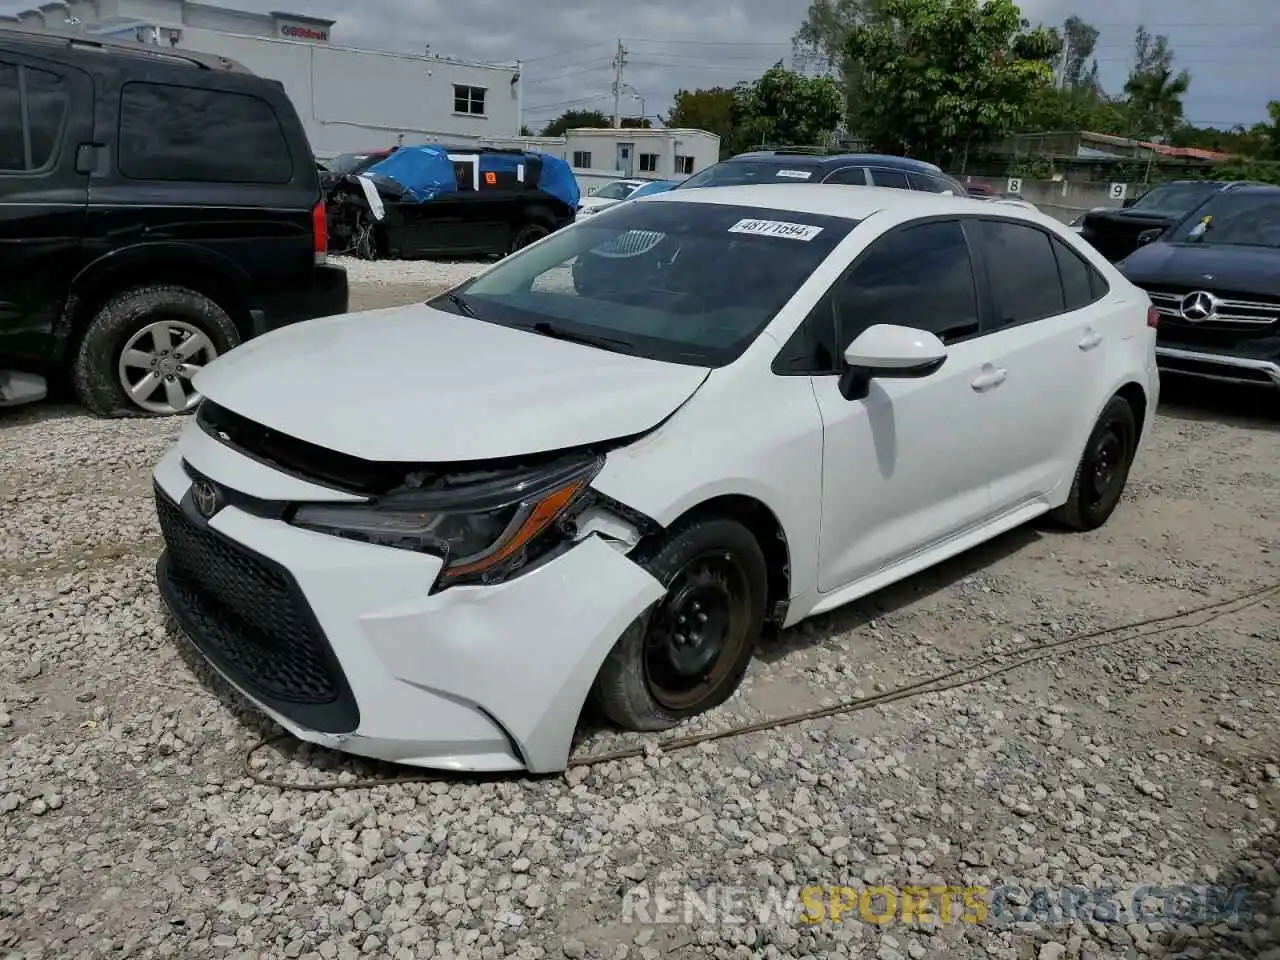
xmin=2 ymin=326 xmax=1279 ymax=960
xmin=332 ymin=256 xmax=489 ymax=290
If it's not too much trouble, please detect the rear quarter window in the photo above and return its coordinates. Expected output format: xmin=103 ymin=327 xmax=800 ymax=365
xmin=118 ymin=81 xmax=294 ymax=184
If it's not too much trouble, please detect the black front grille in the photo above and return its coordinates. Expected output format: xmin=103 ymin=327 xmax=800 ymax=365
xmin=154 ymin=485 xmax=359 ymax=733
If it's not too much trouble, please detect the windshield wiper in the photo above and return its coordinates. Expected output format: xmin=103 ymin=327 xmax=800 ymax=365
xmin=530 ymin=320 xmax=635 ymax=351
xmin=444 ymin=292 xmax=478 ymax=318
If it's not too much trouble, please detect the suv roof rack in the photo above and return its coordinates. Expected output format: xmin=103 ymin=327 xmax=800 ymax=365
xmin=763 ymin=146 xmax=832 ymax=156
xmin=0 ymin=21 xmax=252 ymax=73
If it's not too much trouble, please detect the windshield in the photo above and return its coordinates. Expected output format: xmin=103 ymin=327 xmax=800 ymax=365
xmin=593 ymin=181 xmax=639 ymax=200
xmin=439 ymin=200 xmax=857 ymax=366
xmin=1167 ymin=193 xmax=1280 ymax=248
xmin=1130 ymin=182 xmax=1216 ymax=213
xmin=680 ymin=160 xmax=823 ymax=189
xmin=325 ymin=153 xmax=379 ymax=175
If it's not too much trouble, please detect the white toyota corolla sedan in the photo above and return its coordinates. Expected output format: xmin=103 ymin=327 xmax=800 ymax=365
xmin=152 ymin=184 xmax=1159 ymax=774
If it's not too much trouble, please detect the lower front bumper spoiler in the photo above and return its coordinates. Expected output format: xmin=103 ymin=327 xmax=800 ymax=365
xmin=1155 ymin=346 xmax=1280 ymax=388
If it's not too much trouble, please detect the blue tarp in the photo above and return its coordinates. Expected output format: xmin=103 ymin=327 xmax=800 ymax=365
xmin=361 ymin=145 xmax=580 ymax=209
xmin=363 ymin=145 xmax=456 ymax=203
xmin=535 ymin=154 xmax=580 ymax=209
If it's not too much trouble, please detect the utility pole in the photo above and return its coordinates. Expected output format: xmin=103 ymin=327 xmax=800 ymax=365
xmin=1056 ymin=33 xmax=1071 ymax=90
xmin=612 ymin=39 xmax=627 ymax=128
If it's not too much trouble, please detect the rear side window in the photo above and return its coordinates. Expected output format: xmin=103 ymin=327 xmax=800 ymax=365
xmin=908 ymin=172 xmax=955 ymax=194
xmin=0 ymin=62 xmax=70 ymax=172
xmin=973 ymin=220 xmax=1066 ymax=328
xmin=118 ymin=82 xmax=293 ymax=184
xmin=824 ymin=166 xmax=867 ymax=186
xmin=868 ymin=167 xmax=910 ymax=190
xmin=1052 ymin=235 xmax=1106 ymax=310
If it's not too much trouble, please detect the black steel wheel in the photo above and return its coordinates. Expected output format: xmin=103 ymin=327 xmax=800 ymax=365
xmin=592 ymin=517 xmax=768 ymax=731
xmin=1052 ymin=395 xmax=1138 ymax=531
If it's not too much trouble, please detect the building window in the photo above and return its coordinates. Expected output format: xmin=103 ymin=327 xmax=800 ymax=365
xmin=638 ymin=152 xmax=658 ymax=173
xmin=572 ymin=151 xmax=592 ymax=169
xmin=118 ymin=81 xmax=293 ymax=183
xmin=674 ymin=154 xmax=694 ymax=175
xmin=453 ymin=85 xmax=486 ymax=116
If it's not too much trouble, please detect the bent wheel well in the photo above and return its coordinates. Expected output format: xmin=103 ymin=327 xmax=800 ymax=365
xmin=1114 ymin=381 xmax=1148 ymax=443
xmin=660 ymin=495 xmax=791 ymax=626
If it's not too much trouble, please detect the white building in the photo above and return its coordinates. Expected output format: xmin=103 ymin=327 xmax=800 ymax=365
xmin=2 ymin=0 xmax=524 ymax=156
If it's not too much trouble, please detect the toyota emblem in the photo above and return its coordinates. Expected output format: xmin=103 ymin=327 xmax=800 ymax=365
xmin=190 ymin=478 xmax=221 ymax=519
xmin=1179 ymin=290 xmax=1217 ymax=323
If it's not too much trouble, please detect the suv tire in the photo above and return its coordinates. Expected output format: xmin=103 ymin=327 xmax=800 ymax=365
xmin=510 ymin=221 xmax=550 ymax=253
xmin=72 ymin=284 xmax=241 ymax=418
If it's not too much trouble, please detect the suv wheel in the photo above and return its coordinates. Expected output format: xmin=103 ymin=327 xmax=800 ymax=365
xmin=72 ymin=284 xmax=241 ymax=418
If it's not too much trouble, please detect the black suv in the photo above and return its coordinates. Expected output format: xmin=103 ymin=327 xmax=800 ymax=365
xmin=1117 ymin=184 xmax=1280 ymax=392
xmin=0 ymin=25 xmax=348 ymax=417
xmin=675 ymin=150 xmax=968 ymax=194
xmin=1079 ymin=180 xmax=1260 ymax=263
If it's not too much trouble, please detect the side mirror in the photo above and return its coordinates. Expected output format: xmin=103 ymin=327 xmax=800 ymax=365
xmin=838 ymin=324 xmax=948 ymax=401
xmin=1136 ymin=227 xmax=1163 ymax=247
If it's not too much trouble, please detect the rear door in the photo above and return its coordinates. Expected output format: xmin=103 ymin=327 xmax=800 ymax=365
xmin=965 ymin=217 xmax=1111 ymax=509
xmin=0 ymin=51 xmax=92 ymax=365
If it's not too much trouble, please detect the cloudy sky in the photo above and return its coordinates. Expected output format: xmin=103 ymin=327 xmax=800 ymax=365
xmin=8 ymin=0 xmax=1275 ymax=131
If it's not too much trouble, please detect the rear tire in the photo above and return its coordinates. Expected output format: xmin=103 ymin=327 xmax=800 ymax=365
xmin=510 ymin=221 xmax=550 ymax=253
xmin=591 ymin=517 xmax=768 ymax=731
xmin=72 ymin=284 xmax=240 ymax=418
xmin=1051 ymin=396 xmax=1137 ymax=531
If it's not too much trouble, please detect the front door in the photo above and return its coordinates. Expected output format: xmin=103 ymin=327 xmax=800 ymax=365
xmin=0 ymin=54 xmax=92 ymax=366
xmin=813 ymin=219 xmax=1004 ymax=592
xmin=617 ymin=143 xmax=634 ymax=177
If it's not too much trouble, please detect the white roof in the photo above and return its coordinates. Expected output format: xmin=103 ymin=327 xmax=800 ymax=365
xmin=644 ymin=183 xmax=1051 ymax=224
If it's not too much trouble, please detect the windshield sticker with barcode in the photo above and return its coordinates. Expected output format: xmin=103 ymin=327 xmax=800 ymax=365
xmin=775 ymin=169 xmax=813 ymax=179
xmin=728 ymin=218 xmax=824 ymax=241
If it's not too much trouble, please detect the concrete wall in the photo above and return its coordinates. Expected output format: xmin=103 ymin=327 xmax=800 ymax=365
xmin=964 ymin=176 xmax=1131 ymax=223
xmin=169 ymin=29 xmax=521 ymax=156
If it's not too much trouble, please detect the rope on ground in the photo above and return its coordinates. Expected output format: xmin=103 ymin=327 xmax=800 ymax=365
xmin=242 ymin=580 xmax=1280 ymax=791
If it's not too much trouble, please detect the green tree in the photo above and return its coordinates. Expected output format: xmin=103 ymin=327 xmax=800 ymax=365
xmin=842 ymin=0 xmax=1056 ymax=165
xmin=1059 ymin=15 xmax=1100 ymax=90
xmin=1251 ymin=100 xmax=1280 ymax=159
xmin=540 ymin=109 xmax=609 ymax=137
xmin=738 ymin=63 xmax=845 ymax=147
xmin=1122 ymin=26 xmax=1191 ymax=140
xmin=793 ymin=0 xmax=891 ymax=121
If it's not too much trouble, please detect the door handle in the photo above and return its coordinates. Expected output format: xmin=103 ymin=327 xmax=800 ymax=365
xmin=971 ymin=368 xmax=1008 ymax=392
xmin=1078 ymin=331 xmax=1103 ymax=351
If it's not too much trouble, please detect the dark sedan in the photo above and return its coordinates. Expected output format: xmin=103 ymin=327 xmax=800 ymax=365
xmin=1080 ymin=180 xmax=1260 ymax=262
xmin=1117 ymin=185 xmax=1280 ymax=390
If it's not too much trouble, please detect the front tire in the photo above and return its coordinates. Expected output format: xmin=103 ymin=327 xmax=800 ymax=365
xmin=591 ymin=517 xmax=768 ymax=731
xmin=510 ymin=221 xmax=550 ymax=253
xmin=1051 ymin=395 xmax=1137 ymax=531
xmin=72 ymin=284 xmax=240 ymax=418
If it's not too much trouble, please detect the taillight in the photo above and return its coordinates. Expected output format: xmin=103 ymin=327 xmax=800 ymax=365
xmin=1146 ymin=306 xmax=1160 ymax=329
xmin=312 ymin=199 xmax=327 ymax=263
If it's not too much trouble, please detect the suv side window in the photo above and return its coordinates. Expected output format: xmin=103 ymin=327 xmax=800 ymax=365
xmin=0 ymin=61 xmax=70 ymax=172
xmin=972 ymin=219 xmax=1066 ymax=329
xmin=824 ymin=166 xmax=867 ymax=186
xmin=867 ymin=167 xmax=911 ymax=190
xmin=118 ymin=82 xmax=293 ymax=184
xmin=907 ymin=172 xmax=949 ymax=193
xmin=835 ymin=220 xmax=979 ymax=345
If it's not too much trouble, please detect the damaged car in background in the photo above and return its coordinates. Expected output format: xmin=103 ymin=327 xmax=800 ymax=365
xmin=326 ymin=144 xmax=580 ymax=260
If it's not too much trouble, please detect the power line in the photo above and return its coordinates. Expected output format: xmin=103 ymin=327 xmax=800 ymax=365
xmin=523 ymin=93 xmax=612 ymax=115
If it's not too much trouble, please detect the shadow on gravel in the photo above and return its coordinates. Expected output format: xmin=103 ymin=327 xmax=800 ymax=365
xmin=758 ymin=523 xmax=1043 ymax=665
xmin=0 ymin=401 xmax=85 ymax=429
xmin=1184 ymin=821 xmax=1280 ymax=959
xmin=1158 ymin=377 xmax=1280 ymax=433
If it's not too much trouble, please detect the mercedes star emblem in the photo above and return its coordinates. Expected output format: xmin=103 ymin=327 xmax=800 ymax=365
xmin=1179 ymin=290 xmax=1217 ymax=323
xmin=190 ymin=478 xmax=221 ymax=519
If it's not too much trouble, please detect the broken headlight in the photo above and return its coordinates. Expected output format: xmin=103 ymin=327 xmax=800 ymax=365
xmin=289 ymin=455 xmax=603 ymax=588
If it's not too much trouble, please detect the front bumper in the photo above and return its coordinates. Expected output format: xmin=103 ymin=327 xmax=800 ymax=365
xmin=250 ymin=263 xmax=350 ymax=337
xmin=151 ymin=426 xmax=664 ymax=773
xmin=1155 ymin=346 xmax=1280 ymax=389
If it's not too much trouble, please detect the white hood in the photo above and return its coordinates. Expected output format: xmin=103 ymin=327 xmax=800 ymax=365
xmin=194 ymin=304 xmax=710 ymax=463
